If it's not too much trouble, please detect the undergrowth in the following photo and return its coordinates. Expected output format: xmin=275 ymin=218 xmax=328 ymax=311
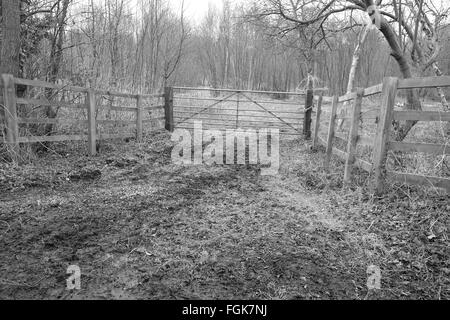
xmin=293 ymin=143 xmax=449 ymax=299
xmin=0 ymin=132 xmax=448 ymax=299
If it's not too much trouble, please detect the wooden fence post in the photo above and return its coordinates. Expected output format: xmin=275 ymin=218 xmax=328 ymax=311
xmin=136 ymin=95 xmax=143 ymax=142
xmin=372 ymin=77 xmax=399 ymax=193
xmin=344 ymin=88 xmax=364 ymax=183
xmin=325 ymin=95 xmax=339 ymax=169
xmin=303 ymin=88 xmax=314 ymax=139
xmin=164 ymin=87 xmax=174 ymax=132
xmin=312 ymin=93 xmax=323 ymax=149
xmin=86 ymin=89 xmax=97 ymax=156
xmin=2 ymin=74 xmax=19 ymax=162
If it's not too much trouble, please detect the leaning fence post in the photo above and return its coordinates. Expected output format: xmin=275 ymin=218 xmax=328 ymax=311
xmin=325 ymin=95 xmax=339 ymax=169
xmin=303 ymin=88 xmax=314 ymax=139
xmin=344 ymin=88 xmax=364 ymax=183
xmin=312 ymin=93 xmax=323 ymax=149
xmin=372 ymin=77 xmax=398 ymax=193
xmin=86 ymin=89 xmax=97 ymax=156
xmin=136 ymin=95 xmax=143 ymax=142
xmin=164 ymin=87 xmax=174 ymax=132
xmin=2 ymin=74 xmax=19 ymax=162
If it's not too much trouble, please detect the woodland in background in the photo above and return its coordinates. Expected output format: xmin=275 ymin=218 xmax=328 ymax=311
xmin=0 ymin=0 xmax=448 ymax=94
xmin=0 ymin=0 xmax=449 ymax=141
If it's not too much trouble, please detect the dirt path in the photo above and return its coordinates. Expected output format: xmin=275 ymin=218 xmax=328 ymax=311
xmin=0 ymin=135 xmax=447 ymax=300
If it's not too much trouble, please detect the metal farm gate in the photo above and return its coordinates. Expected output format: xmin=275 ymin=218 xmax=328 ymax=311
xmin=171 ymin=87 xmax=307 ymax=136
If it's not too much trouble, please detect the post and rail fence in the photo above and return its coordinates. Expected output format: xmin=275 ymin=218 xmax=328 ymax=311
xmin=1 ymin=73 xmax=449 ymax=193
xmin=0 ymin=74 xmax=167 ymax=159
xmin=312 ymin=75 xmax=450 ymax=194
xmin=0 ymin=76 xmax=321 ymax=157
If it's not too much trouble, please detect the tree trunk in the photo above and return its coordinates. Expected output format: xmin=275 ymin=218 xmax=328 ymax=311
xmin=0 ymin=0 xmax=21 ymax=138
xmin=347 ymin=26 xmax=369 ymax=95
xmin=432 ymin=63 xmax=450 ymax=135
xmin=364 ymin=0 xmax=422 ymax=141
xmin=0 ymin=0 xmax=20 ymax=77
xmin=339 ymin=25 xmax=370 ymax=130
xmin=432 ymin=63 xmax=449 ymax=111
xmin=378 ymin=16 xmax=422 ymax=141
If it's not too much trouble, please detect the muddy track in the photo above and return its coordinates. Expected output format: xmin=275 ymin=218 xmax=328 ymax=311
xmin=0 ymin=137 xmax=447 ymax=300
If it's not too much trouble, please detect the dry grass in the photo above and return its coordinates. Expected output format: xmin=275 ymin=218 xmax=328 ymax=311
xmin=289 ymin=141 xmax=449 ymax=300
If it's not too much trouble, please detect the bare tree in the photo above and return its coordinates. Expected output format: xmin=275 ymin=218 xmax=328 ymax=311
xmin=339 ymin=24 xmax=371 ymax=129
xmin=106 ymin=0 xmax=125 ymax=90
xmin=247 ymin=0 xmax=429 ymax=140
xmin=162 ymin=0 xmax=189 ymax=88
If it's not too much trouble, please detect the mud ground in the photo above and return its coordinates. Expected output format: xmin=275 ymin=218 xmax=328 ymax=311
xmin=0 ymin=132 xmax=448 ymax=300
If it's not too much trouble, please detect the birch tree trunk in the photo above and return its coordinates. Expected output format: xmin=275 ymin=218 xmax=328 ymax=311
xmin=432 ymin=63 xmax=449 ymax=111
xmin=432 ymin=63 xmax=450 ymax=135
xmin=338 ymin=25 xmax=370 ymax=130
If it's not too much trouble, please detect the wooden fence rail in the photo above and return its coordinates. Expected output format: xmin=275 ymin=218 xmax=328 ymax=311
xmin=313 ymin=75 xmax=450 ymax=194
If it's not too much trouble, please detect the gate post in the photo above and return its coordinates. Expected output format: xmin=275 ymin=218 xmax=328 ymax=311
xmin=372 ymin=77 xmax=398 ymax=194
xmin=325 ymin=95 xmax=339 ymax=169
xmin=136 ymin=95 xmax=143 ymax=142
xmin=164 ymin=87 xmax=174 ymax=132
xmin=344 ymin=88 xmax=364 ymax=183
xmin=86 ymin=89 xmax=97 ymax=156
xmin=303 ymin=88 xmax=314 ymax=139
xmin=2 ymin=74 xmax=19 ymax=162
xmin=312 ymin=93 xmax=323 ymax=150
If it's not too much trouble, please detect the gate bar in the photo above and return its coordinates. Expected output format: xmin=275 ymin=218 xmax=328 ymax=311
xmin=239 ymin=92 xmax=301 ymax=133
xmin=175 ymin=92 xmax=238 ymax=126
xmin=173 ymin=86 xmax=327 ymax=96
